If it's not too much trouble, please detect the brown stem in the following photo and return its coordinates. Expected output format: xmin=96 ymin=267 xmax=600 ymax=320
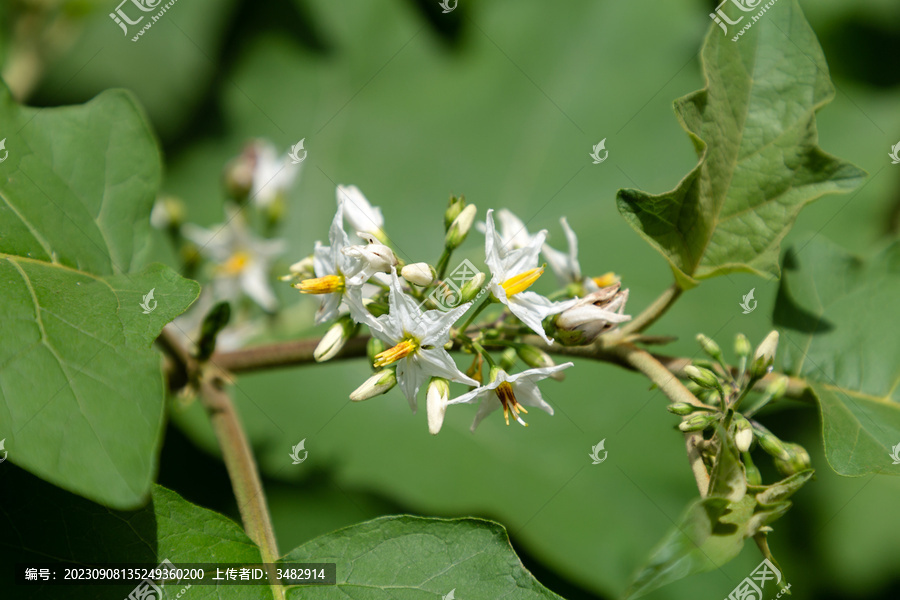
xmin=157 ymin=328 xmax=285 ymax=600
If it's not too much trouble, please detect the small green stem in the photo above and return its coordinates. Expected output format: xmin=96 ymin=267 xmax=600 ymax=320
xmin=470 ymin=339 xmax=496 ymax=368
xmin=457 ymin=296 xmax=492 ymax=336
xmin=435 ymin=248 xmax=453 ymax=280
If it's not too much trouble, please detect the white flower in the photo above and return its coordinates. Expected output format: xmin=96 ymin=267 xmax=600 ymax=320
xmin=555 ymin=285 xmax=631 ymax=343
xmin=251 ymin=141 xmax=300 ymax=209
xmin=483 ymin=209 xmax=577 ymax=344
xmin=542 ymin=217 xmax=619 ymax=292
xmin=475 ymin=208 xmax=538 ymax=250
xmin=342 ymin=233 xmax=397 ymax=282
xmin=182 ymin=207 xmax=285 ymax=312
xmin=367 ymin=269 xmax=478 ymax=410
xmin=291 ymin=202 xmax=371 ymax=327
xmin=449 ymin=364 xmax=573 ymax=430
xmin=337 ymin=185 xmax=384 ymax=240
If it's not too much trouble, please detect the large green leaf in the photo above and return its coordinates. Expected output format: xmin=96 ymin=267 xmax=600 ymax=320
xmin=0 ymin=83 xmax=200 ymax=508
xmin=0 ymin=466 xmax=271 ymax=600
xmin=616 ymin=0 xmax=865 ymax=289
xmin=774 ymin=239 xmax=900 ymax=476
xmin=281 ymin=515 xmax=564 ymax=600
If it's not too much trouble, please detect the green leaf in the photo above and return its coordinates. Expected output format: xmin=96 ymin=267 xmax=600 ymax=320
xmin=623 ymin=496 xmax=754 ymax=599
xmin=281 ymin=515 xmax=564 ymax=599
xmin=0 ymin=82 xmax=199 ymax=508
xmin=774 ymin=239 xmax=900 ymax=476
xmin=616 ymin=0 xmax=865 ymax=288
xmin=624 ymin=469 xmax=812 ymax=599
xmin=0 ymin=466 xmax=272 ymax=600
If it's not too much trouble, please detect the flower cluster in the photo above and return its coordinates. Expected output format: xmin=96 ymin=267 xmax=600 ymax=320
xmin=284 ymin=192 xmax=632 ymax=434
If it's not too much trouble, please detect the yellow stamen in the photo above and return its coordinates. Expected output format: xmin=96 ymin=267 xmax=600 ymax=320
xmin=495 ymin=381 xmax=528 ymax=426
xmin=501 ymin=267 xmax=544 ymax=297
xmin=373 ymin=339 xmax=418 ymax=368
xmin=220 ymin=251 xmax=251 ymax=275
xmin=294 ymin=274 xmax=344 ymax=294
xmin=592 ymin=271 xmax=620 ymax=288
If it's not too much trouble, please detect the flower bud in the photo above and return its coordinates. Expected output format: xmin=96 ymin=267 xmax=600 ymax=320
xmin=350 ymin=369 xmax=396 ymax=401
xmin=280 ymin=256 xmax=315 ymax=281
xmin=758 ymin=432 xmax=790 ymax=462
xmin=401 ymin=262 xmax=436 ymax=287
xmin=734 ymin=417 xmax=754 ymax=453
xmin=460 ymin=272 xmax=487 ymax=303
xmin=444 ymin=204 xmax=477 ymax=250
xmin=444 ymin=195 xmax=467 ymax=230
xmin=734 ymin=333 xmax=751 ymax=359
xmin=342 ymin=234 xmax=397 ymax=276
xmin=224 ymin=148 xmax=256 ymax=202
xmin=773 ymin=442 xmax=811 ymax=476
xmin=765 ymin=375 xmax=788 ymax=400
xmin=499 ymin=347 xmax=518 ymax=371
xmin=427 ymin=378 xmax=451 ymax=435
xmin=743 ymin=454 xmax=762 ymax=486
xmin=696 ymin=333 xmax=723 ymax=362
xmin=750 ymin=331 xmax=779 ymax=379
xmin=367 ymin=337 xmax=386 ymax=365
xmin=516 ymin=345 xmax=563 ymax=380
xmin=314 ymin=316 xmax=357 ymax=362
xmin=678 ymin=414 xmax=719 ymax=432
xmin=666 ymin=402 xmax=699 ymax=416
xmin=150 ymin=196 xmax=186 ymax=230
xmin=684 ymin=365 xmax=720 ymax=389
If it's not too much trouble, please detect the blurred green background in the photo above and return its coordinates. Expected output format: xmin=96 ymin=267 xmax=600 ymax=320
xmin=3 ymin=0 xmax=900 ymax=598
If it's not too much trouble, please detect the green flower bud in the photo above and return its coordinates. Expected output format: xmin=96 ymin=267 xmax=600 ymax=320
xmin=367 ymin=337 xmax=386 ymax=366
xmin=765 ymin=375 xmax=789 ymax=400
xmin=499 ymin=347 xmax=518 ymax=371
xmin=445 ymin=204 xmax=477 ymax=250
xmin=758 ymin=432 xmax=791 ymax=462
xmin=750 ymin=331 xmax=779 ymax=379
xmin=684 ymin=365 xmax=720 ymax=389
xmin=734 ymin=333 xmax=751 ymax=359
xmin=350 ymin=369 xmax=397 ymax=401
xmin=743 ymin=452 xmax=762 ymax=486
xmin=444 ymin=195 xmax=466 ymax=230
xmin=314 ymin=315 xmax=357 ymax=362
xmin=696 ymin=333 xmax=723 ymax=362
xmin=516 ymin=345 xmax=563 ymax=380
xmin=678 ymin=414 xmax=719 ymax=432
xmin=460 ymin=272 xmax=487 ymax=303
xmin=667 ymin=402 xmax=699 ymax=416
xmin=774 ymin=442 xmax=811 ymax=476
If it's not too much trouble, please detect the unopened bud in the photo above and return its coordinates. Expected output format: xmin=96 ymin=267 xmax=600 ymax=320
xmin=427 ymin=378 xmax=451 ymax=435
xmin=678 ymin=414 xmax=719 ymax=432
xmin=758 ymin=432 xmax=791 ymax=462
xmin=765 ymin=375 xmax=788 ymax=400
xmin=367 ymin=337 xmax=386 ymax=365
xmin=744 ymin=454 xmax=762 ymax=486
xmin=684 ymin=365 xmax=720 ymax=389
xmin=734 ymin=417 xmax=754 ymax=453
xmin=350 ymin=369 xmax=397 ymax=401
xmin=224 ymin=147 xmax=256 ymax=202
xmin=460 ymin=272 xmax=487 ymax=303
xmin=667 ymin=402 xmax=700 ymax=416
xmin=444 ymin=195 xmax=467 ymax=230
xmin=499 ymin=348 xmax=518 ymax=371
xmin=314 ymin=316 xmax=357 ymax=362
xmin=734 ymin=333 xmax=751 ymax=359
xmin=150 ymin=196 xmax=186 ymax=230
xmin=774 ymin=442 xmax=811 ymax=476
xmin=516 ymin=345 xmax=561 ymax=380
xmin=401 ymin=262 xmax=436 ymax=287
xmin=281 ymin=256 xmax=315 ymax=281
xmin=696 ymin=333 xmax=723 ymax=362
xmin=445 ymin=204 xmax=477 ymax=250
xmin=750 ymin=331 xmax=779 ymax=379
